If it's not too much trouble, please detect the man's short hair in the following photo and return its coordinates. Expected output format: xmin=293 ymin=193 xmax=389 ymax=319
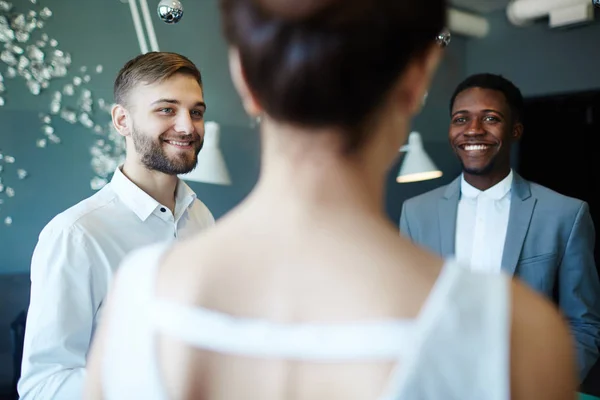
xmin=114 ymin=51 xmax=202 ymax=106
xmin=450 ymin=73 xmax=524 ymax=123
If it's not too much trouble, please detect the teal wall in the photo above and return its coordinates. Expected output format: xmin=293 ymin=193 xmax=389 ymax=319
xmin=0 ymin=0 xmax=258 ymax=274
xmin=466 ymin=9 xmax=600 ymax=96
xmin=0 ymin=0 xmax=467 ymax=274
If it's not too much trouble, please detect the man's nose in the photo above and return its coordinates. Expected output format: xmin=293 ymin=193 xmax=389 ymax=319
xmin=464 ymin=118 xmax=484 ymax=135
xmin=174 ymin=112 xmax=195 ymax=135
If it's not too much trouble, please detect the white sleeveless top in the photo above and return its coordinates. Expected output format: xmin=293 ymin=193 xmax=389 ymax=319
xmin=101 ymin=242 xmax=511 ymax=400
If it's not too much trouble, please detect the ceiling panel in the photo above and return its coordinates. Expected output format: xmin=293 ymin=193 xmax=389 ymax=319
xmin=449 ymin=0 xmax=511 ymax=14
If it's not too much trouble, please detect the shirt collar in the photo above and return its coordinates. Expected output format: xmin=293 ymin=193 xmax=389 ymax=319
xmin=110 ymin=166 xmax=197 ymax=222
xmin=174 ymin=178 xmax=197 ymax=220
xmin=460 ymin=169 xmax=513 ymax=200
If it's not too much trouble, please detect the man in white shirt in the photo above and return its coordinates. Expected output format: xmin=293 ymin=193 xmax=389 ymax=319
xmin=18 ymin=52 xmax=215 ymax=400
xmin=400 ymin=73 xmax=600 ymax=381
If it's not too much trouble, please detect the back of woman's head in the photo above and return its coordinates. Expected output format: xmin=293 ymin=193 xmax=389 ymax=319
xmin=220 ymin=0 xmax=446 ymax=149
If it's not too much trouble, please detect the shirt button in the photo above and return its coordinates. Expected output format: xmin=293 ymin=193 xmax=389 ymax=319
xmin=160 ymin=207 xmax=166 ymax=212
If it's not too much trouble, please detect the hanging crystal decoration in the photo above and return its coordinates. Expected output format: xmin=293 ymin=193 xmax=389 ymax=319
xmin=62 ymin=83 xmax=74 ymax=96
xmin=60 ymin=108 xmax=77 ymax=124
xmin=0 ymin=2 xmax=12 ymax=12
xmin=39 ymin=6 xmax=51 ymax=18
xmin=90 ymin=176 xmax=107 ymax=190
xmin=0 ymin=0 xmax=128 ymax=226
xmin=42 ymin=125 xmax=53 ymax=135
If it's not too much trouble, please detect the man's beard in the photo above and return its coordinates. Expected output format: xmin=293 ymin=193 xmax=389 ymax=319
xmin=460 ymin=156 xmax=497 ymax=176
xmin=131 ymin=126 xmax=203 ymax=175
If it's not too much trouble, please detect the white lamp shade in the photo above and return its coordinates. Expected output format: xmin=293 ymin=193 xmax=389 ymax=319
xmin=396 ymin=132 xmax=443 ymax=183
xmin=179 ymin=121 xmax=231 ymax=185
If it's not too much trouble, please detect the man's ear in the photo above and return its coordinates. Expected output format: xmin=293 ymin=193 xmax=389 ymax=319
xmin=111 ymin=104 xmax=131 ymax=137
xmin=512 ymin=122 xmax=524 ymax=141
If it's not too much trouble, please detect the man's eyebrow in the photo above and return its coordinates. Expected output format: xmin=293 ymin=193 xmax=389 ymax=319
xmin=482 ymin=109 xmax=505 ymax=118
xmin=151 ymin=98 xmax=179 ymax=105
xmin=451 ymin=109 xmax=505 ymax=118
xmin=150 ymin=99 xmax=207 ymax=110
xmin=451 ymin=109 xmax=468 ymax=117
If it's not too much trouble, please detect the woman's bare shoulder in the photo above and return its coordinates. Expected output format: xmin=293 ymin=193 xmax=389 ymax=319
xmin=509 ymin=279 xmax=578 ymax=400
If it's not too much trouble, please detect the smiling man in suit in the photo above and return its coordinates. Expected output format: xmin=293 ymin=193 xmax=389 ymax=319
xmin=400 ymin=73 xmax=600 ymax=381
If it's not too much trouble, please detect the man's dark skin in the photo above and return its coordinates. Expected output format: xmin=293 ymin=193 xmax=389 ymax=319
xmin=449 ymin=87 xmax=524 ymax=191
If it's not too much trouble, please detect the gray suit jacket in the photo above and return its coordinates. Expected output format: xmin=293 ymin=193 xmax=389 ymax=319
xmin=400 ymin=172 xmax=600 ymax=380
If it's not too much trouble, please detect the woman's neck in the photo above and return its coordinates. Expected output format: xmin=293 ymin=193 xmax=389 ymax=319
xmin=246 ymin=121 xmax=388 ymax=220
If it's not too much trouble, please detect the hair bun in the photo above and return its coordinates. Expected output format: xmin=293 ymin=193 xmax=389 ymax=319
xmin=221 ymin=0 xmax=446 ymax=152
xmin=255 ymin=0 xmax=337 ymax=20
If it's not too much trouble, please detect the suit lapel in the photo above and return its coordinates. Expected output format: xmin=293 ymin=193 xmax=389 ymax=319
xmin=501 ymin=173 xmax=536 ymax=276
xmin=438 ymin=177 xmax=460 ymax=257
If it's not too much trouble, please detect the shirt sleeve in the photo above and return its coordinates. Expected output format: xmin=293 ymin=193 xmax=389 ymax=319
xmin=18 ymin=224 xmax=97 ymax=400
xmin=197 ymin=200 xmax=215 ymax=227
xmin=558 ymin=202 xmax=600 ymax=381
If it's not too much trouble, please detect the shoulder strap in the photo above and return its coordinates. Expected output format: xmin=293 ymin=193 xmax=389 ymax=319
xmin=382 ymin=263 xmax=511 ymax=400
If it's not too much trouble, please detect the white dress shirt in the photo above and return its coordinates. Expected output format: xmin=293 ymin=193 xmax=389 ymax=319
xmin=18 ymin=167 xmax=215 ymax=400
xmin=454 ymin=170 xmax=513 ymax=273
